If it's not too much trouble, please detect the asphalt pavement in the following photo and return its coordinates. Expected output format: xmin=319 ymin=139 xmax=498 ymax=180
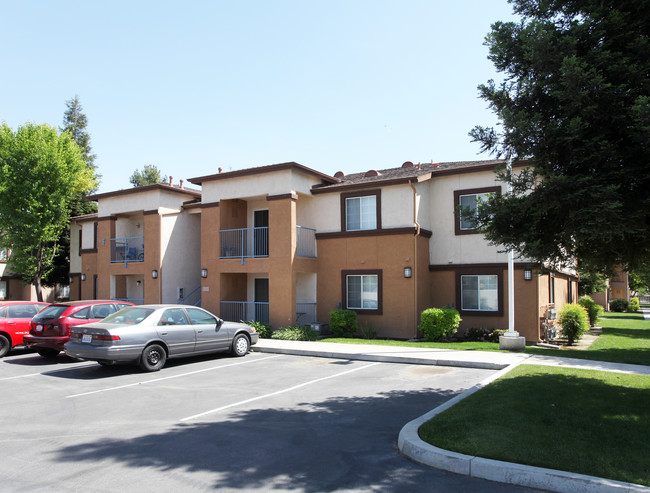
xmin=252 ymin=334 xmax=650 ymax=493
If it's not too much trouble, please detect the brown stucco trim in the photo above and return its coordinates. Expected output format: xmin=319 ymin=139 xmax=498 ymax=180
xmin=317 ymin=226 xmax=431 ymax=240
xmin=80 ymin=248 xmax=98 ymax=254
xmin=267 ymin=192 xmax=298 ymax=201
xmin=311 ymin=173 xmax=432 ymax=195
xmin=340 ymin=189 xmax=382 ymax=232
xmin=454 ymin=186 xmax=502 ymax=235
xmin=429 ymin=262 xmax=536 ymax=271
xmin=96 ymin=216 xmax=117 ymax=222
xmin=87 ymin=183 xmax=201 ymax=201
xmin=431 ymin=159 xmax=529 ymax=178
xmin=188 ymin=162 xmax=339 ymax=186
xmin=143 ymin=210 xmax=159 ymax=216
xmin=341 ymin=269 xmax=383 ymax=315
xmin=71 ymin=213 xmax=98 ymax=223
xmin=454 ymin=265 xmax=505 ymax=317
xmin=201 ymin=201 xmax=220 ymax=209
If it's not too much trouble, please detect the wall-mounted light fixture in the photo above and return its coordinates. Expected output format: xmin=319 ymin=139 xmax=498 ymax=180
xmin=69 ymin=276 xmax=73 ymax=284
xmin=201 ymin=268 xmax=208 ymax=278
xmin=152 ymin=270 xmax=158 ymax=279
xmin=136 ymin=280 xmax=142 ymax=287
xmin=404 ymin=266 xmax=412 ymax=278
xmin=524 ymin=269 xmax=532 ymax=281
xmin=81 ymin=274 xmax=86 ymax=281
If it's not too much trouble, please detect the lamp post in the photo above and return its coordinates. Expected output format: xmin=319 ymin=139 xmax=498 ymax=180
xmin=499 ymin=155 xmax=527 ymax=351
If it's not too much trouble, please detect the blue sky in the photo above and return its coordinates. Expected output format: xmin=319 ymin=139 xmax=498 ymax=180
xmin=1 ymin=1 xmax=517 ymax=193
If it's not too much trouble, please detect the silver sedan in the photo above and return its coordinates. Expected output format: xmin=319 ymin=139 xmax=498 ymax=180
xmin=64 ymin=304 xmax=258 ymax=371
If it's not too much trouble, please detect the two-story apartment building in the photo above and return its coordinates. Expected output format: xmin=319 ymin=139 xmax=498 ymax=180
xmin=71 ymin=160 xmax=578 ymax=343
xmin=71 ymin=181 xmax=202 ymax=306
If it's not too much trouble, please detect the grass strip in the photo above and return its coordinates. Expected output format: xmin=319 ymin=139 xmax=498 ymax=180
xmin=322 ymin=312 xmax=650 ymax=366
xmin=418 ymin=364 xmax=650 ymax=486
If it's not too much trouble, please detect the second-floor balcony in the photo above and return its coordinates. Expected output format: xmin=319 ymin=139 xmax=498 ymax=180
xmin=219 ymin=226 xmax=316 ymax=259
xmin=111 ymin=236 xmax=145 ymax=264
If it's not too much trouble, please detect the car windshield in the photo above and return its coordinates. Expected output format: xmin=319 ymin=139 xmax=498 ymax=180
xmin=33 ymin=306 xmax=68 ymax=321
xmin=102 ymin=307 xmax=155 ymax=325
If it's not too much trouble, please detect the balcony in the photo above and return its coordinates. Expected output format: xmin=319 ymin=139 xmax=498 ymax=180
xmin=296 ymin=226 xmax=316 ymax=258
xmin=221 ymin=301 xmax=269 ymax=323
xmin=110 ymin=237 xmax=145 ymax=264
xmin=219 ymin=226 xmax=316 ymax=259
xmin=220 ymin=228 xmax=268 ymax=259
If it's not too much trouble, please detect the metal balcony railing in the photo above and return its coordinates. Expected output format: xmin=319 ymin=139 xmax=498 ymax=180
xmin=110 ymin=237 xmax=145 ymax=264
xmin=296 ymin=302 xmax=317 ymax=326
xmin=296 ymin=226 xmax=316 ymax=258
xmin=220 ymin=227 xmax=268 ymax=259
xmin=221 ymin=301 xmax=269 ymax=323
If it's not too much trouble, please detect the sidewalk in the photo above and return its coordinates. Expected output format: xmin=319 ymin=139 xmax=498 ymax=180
xmin=252 ymin=338 xmax=650 ymax=493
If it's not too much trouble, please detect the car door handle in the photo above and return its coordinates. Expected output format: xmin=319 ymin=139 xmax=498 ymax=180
xmin=161 ymin=332 xmax=168 ymax=336
xmin=197 ymin=330 xmax=203 ymax=334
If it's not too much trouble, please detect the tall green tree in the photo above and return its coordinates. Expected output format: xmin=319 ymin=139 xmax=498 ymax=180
xmin=469 ymin=0 xmax=650 ymax=272
xmin=0 ymin=123 xmax=97 ymax=300
xmin=60 ymin=96 xmax=96 ymax=173
xmin=129 ymin=164 xmax=168 ymax=187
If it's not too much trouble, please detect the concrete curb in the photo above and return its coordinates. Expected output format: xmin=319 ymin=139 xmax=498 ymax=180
xmin=397 ymin=364 xmax=650 ymax=493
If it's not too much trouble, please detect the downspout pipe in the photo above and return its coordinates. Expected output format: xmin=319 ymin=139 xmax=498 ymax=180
xmin=409 ymin=180 xmax=420 ymax=339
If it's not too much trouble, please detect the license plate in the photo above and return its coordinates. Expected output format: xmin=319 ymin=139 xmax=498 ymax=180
xmin=82 ymin=334 xmax=92 ymax=343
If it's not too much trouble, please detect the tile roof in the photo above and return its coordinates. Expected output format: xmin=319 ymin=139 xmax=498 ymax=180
xmin=313 ymin=159 xmax=508 ymax=192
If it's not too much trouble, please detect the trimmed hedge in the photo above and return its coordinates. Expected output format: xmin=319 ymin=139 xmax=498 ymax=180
xmin=577 ymin=296 xmax=603 ymax=326
xmin=329 ymin=309 xmax=358 ymax=338
xmin=609 ymin=298 xmax=629 ymax=312
xmin=419 ymin=307 xmax=461 ymax=341
xmin=558 ymin=303 xmax=590 ymax=345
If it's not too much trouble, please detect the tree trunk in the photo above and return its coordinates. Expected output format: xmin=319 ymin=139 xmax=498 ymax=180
xmin=34 ymin=277 xmax=43 ymax=302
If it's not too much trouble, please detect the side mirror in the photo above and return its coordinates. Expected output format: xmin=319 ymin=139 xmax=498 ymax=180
xmin=216 ymin=318 xmax=223 ymax=327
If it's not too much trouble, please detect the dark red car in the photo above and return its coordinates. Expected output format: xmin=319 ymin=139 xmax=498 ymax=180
xmin=24 ymin=300 xmax=134 ymax=358
xmin=0 ymin=301 xmax=49 ymax=357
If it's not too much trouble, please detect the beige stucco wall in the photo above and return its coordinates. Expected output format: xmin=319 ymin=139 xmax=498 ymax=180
xmin=201 ymin=169 xmax=322 ymax=203
xmin=160 ymin=212 xmax=201 ymax=304
xmin=427 ymin=171 xmax=508 ymax=265
xmin=97 ymin=189 xmax=193 ymax=217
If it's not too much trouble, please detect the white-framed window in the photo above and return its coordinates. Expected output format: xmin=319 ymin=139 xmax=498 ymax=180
xmin=459 ymin=192 xmax=490 ymax=230
xmin=346 ymin=274 xmax=378 ymax=310
xmin=461 ymin=275 xmax=498 ymax=312
xmin=346 ymin=195 xmax=377 ymax=231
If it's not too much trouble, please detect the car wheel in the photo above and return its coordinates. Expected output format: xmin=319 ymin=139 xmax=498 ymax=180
xmin=140 ymin=344 xmax=167 ymax=372
xmin=37 ymin=349 xmax=60 ymax=358
xmin=231 ymin=334 xmax=250 ymax=357
xmin=0 ymin=334 xmax=10 ymax=358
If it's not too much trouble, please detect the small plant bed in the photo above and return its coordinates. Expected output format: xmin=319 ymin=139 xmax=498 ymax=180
xmin=419 ymin=364 xmax=650 ymax=487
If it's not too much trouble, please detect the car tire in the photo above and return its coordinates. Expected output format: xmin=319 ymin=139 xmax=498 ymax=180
xmin=37 ymin=349 xmax=60 ymax=358
xmin=231 ymin=334 xmax=250 ymax=357
xmin=0 ymin=334 xmax=10 ymax=358
xmin=140 ymin=344 xmax=167 ymax=372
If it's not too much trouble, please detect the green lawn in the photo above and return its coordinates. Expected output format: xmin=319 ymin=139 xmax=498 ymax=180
xmin=322 ymin=311 xmax=650 ymax=366
xmin=418 ymin=364 xmax=650 ymax=486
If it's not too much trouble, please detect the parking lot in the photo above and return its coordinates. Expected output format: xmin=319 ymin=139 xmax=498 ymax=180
xmin=1 ymin=349 xmax=537 ymax=492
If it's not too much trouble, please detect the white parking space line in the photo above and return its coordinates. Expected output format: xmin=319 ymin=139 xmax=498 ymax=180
xmin=66 ymin=354 xmax=284 ymax=398
xmin=181 ymin=362 xmax=381 ymax=422
xmin=0 ymin=364 xmax=100 ymax=381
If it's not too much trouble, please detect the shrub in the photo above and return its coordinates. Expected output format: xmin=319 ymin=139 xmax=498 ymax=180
xmin=246 ymin=320 xmax=274 ymax=339
xmin=557 ymin=303 xmax=590 ymax=345
xmin=609 ymin=298 xmax=629 ymax=312
xmin=271 ymin=326 xmax=319 ymax=341
xmin=577 ymin=296 xmax=604 ymax=327
xmin=329 ymin=309 xmax=358 ymax=338
xmin=358 ymin=322 xmax=377 ymax=340
xmin=419 ymin=308 xmax=461 ymax=341
xmin=465 ymin=327 xmax=504 ymax=342
xmin=627 ymin=297 xmax=640 ymax=312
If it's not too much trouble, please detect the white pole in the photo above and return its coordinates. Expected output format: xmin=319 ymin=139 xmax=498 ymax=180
xmin=506 ymin=155 xmax=516 ymax=335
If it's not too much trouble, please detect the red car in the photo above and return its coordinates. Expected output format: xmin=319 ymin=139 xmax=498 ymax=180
xmin=24 ymin=300 xmax=134 ymax=358
xmin=0 ymin=301 xmax=49 ymax=357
